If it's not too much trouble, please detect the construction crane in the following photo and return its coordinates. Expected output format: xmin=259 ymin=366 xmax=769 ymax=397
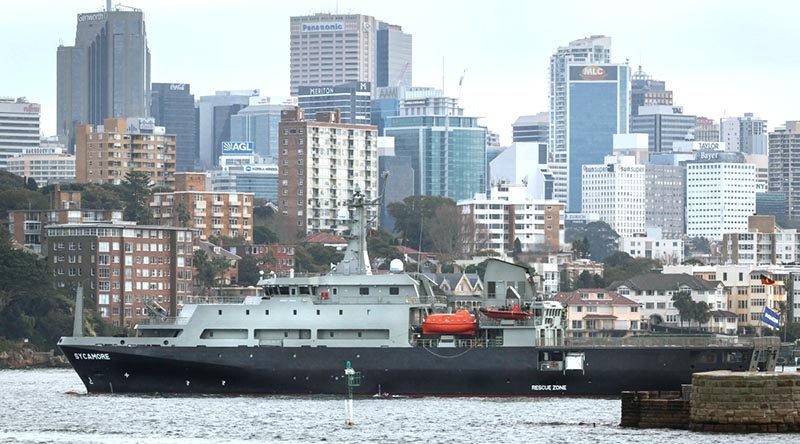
xmin=396 ymin=62 xmax=410 ymax=88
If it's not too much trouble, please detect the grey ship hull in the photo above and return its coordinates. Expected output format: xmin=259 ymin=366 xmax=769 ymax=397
xmin=59 ymin=343 xmax=756 ymax=396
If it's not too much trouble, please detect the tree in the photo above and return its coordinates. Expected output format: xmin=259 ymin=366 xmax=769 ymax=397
xmin=367 ymin=228 xmax=400 ymax=267
xmin=193 ymin=249 xmax=232 ymax=294
xmin=175 ymin=200 xmax=190 ymax=228
xmin=572 ymin=237 xmax=590 ymax=259
xmin=672 ymin=291 xmax=693 ymax=330
xmin=565 ymin=221 xmax=620 ymax=261
xmin=387 ymin=195 xmax=457 ymax=252
xmin=294 ymin=244 xmax=343 ymax=273
xmin=602 ymin=252 xmax=661 ymax=285
xmin=424 ymin=203 xmax=461 ymax=256
xmin=121 ymin=171 xmax=154 ymax=224
xmin=692 ymin=301 xmax=712 ymax=330
xmin=576 ymin=271 xmax=595 ymax=289
xmin=25 ymin=177 xmax=38 ymax=191
xmin=253 ymin=225 xmax=279 ymax=244
xmin=237 ymin=254 xmax=261 ymax=286
xmin=81 ymin=184 xmax=124 ymax=210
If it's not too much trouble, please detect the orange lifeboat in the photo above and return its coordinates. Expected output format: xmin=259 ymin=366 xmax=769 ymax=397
xmin=422 ymin=310 xmax=477 ymax=335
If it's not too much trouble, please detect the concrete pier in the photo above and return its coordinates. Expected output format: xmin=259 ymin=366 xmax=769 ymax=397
xmin=622 ymin=371 xmax=800 ymax=433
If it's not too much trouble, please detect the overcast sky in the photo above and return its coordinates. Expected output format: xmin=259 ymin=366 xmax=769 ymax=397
xmin=1 ymin=0 xmax=798 ymax=144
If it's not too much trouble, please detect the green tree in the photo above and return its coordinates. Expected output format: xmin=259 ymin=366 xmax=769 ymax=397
xmin=80 ymin=183 xmax=124 ymax=210
xmin=572 ymin=237 xmax=590 ymax=259
xmin=692 ymin=301 xmax=712 ymax=330
xmin=253 ymin=225 xmax=279 ymax=244
xmin=602 ymin=252 xmax=661 ymax=285
xmin=367 ymin=228 xmax=400 ymax=268
xmin=387 ymin=195 xmax=457 ymax=251
xmin=25 ymin=177 xmax=38 ymax=190
xmin=294 ymin=244 xmax=343 ymax=273
xmin=565 ymin=221 xmax=619 ymax=261
xmin=576 ymin=270 xmax=595 ymax=289
xmin=671 ymin=291 xmax=693 ymax=330
xmin=175 ymin=200 xmax=190 ymax=228
xmin=193 ymin=249 xmax=232 ymax=294
xmin=237 ymin=254 xmax=260 ymax=286
xmin=121 ymin=171 xmax=154 ymax=224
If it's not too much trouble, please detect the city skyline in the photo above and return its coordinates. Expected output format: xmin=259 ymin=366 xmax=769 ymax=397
xmin=1 ymin=0 xmax=799 ymax=144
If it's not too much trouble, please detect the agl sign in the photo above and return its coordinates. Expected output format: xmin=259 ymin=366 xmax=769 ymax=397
xmin=221 ymin=141 xmax=254 ymax=155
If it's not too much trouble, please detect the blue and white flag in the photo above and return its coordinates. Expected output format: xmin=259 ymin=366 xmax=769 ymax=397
xmin=762 ymin=307 xmax=781 ymax=329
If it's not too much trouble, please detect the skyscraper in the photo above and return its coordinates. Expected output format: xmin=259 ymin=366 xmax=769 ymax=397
xmin=297 ymin=81 xmax=372 ymax=125
xmin=694 ymin=117 xmax=720 ymax=142
xmin=563 ymin=63 xmax=631 ymax=211
xmin=768 ymin=121 xmax=800 ymax=219
xmin=0 ymin=98 xmax=40 ymax=170
xmin=289 ymin=14 xmax=376 ymax=96
xmin=376 ymin=22 xmax=412 ymax=88
xmin=512 ymin=113 xmax=549 ymax=144
xmin=630 ymin=66 xmax=673 ymax=118
xmin=548 ymin=35 xmax=612 ymax=207
xmin=230 ymin=102 xmax=295 ymax=163
xmin=151 ymin=83 xmax=197 ymax=172
xmin=57 ymin=3 xmax=151 ymax=152
xmin=385 ymin=96 xmax=486 ymax=202
xmin=197 ymin=91 xmax=256 ymax=169
xmin=721 ymin=113 xmax=768 ymax=154
xmin=631 ymin=106 xmax=696 ymax=153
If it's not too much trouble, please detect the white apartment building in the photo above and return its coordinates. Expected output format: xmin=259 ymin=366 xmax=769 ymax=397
xmin=581 ymin=154 xmax=645 ymax=237
xmin=289 ymin=14 xmax=376 ymax=96
xmin=685 ymin=152 xmax=756 ymax=239
xmin=6 ymin=144 xmax=75 ymax=186
xmin=458 ymin=183 xmax=564 ymax=257
xmin=619 ymin=227 xmax=684 ymax=265
xmin=548 ymin=35 xmax=612 ymax=204
xmin=722 ymin=215 xmax=797 ymax=265
xmin=0 ymin=98 xmax=40 ymax=170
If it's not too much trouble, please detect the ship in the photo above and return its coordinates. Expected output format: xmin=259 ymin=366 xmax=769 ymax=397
xmin=58 ymin=188 xmax=780 ymax=396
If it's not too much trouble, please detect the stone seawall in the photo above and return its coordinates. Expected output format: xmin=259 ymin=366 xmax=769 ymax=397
xmin=690 ymin=371 xmax=800 ymax=432
xmin=620 ymin=391 xmax=690 ymax=429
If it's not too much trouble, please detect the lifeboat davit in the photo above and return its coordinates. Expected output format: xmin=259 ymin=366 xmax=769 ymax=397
xmin=422 ymin=310 xmax=477 ymax=335
xmin=479 ymin=304 xmax=532 ymax=320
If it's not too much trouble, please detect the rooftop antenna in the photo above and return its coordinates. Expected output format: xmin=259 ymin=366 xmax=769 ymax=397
xmin=106 ymin=0 xmax=111 ymax=11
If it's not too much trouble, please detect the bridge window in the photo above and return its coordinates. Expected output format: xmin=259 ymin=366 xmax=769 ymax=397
xmin=359 ymin=287 xmax=369 ymax=295
xmin=389 ymin=287 xmax=399 ymax=295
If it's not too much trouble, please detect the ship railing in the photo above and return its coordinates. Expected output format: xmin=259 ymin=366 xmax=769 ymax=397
xmin=136 ymin=316 xmax=189 ymax=326
xmin=564 ymin=335 xmax=781 ymax=348
xmin=477 ymin=317 xmax=543 ymax=327
xmin=414 ymin=337 xmax=503 ymax=348
xmin=183 ymin=295 xmax=247 ymax=305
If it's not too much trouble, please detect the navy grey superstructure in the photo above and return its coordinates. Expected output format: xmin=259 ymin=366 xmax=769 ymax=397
xmin=59 ymin=185 xmax=779 ymax=396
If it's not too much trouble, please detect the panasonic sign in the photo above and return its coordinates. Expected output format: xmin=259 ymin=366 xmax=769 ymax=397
xmin=302 ymin=22 xmax=345 ymax=32
xmin=221 ymin=141 xmax=254 ymax=155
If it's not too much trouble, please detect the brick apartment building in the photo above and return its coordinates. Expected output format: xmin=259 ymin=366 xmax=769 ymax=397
xmin=75 ymin=118 xmax=176 ymax=187
xmin=150 ymin=172 xmax=254 ymax=243
xmin=278 ymin=107 xmax=378 ymax=234
xmin=44 ymin=223 xmax=195 ymax=328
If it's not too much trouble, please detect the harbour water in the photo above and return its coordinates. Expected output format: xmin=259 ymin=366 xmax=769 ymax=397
xmin=0 ymin=369 xmax=789 ymax=443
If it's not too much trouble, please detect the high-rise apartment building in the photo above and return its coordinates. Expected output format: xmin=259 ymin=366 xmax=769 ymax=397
xmin=298 ymin=81 xmax=372 ymax=125
xmin=458 ymin=183 xmax=564 ymax=256
xmin=57 ymin=4 xmax=151 ymax=152
xmin=630 ymin=66 xmax=673 ymax=118
xmin=0 ymin=98 xmax=41 ymax=170
xmin=150 ymin=173 xmax=254 ymax=242
xmin=631 ymin=106 xmax=696 ymax=153
xmin=376 ymin=22 xmax=412 ymax=88
xmin=562 ymin=63 xmax=630 ymax=211
xmin=197 ymin=90 xmax=257 ymax=169
xmin=385 ymin=96 xmax=486 ymax=202
xmin=768 ymin=121 xmax=800 ymax=219
xmin=44 ymin=222 xmax=194 ymax=328
xmin=278 ymin=108 xmax=378 ymax=234
xmin=581 ymin=154 xmax=646 ymax=237
xmin=721 ymin=113 xmax=768 ymax=154
xmin=75 ymin=118 xmax=176 ymax=187
xmin=289 ymin=14 xmax=376 ymax=96
xmin=694 ymin=117 xmax=720 ymax=142
xmin=548 ymin=35 xmax=612 ymax=207
xmin=645 ymin=164 xmax=685 ymax=239
xmin=685 ymin=151 xmax=756 ymax=239
xmin=230 ymin=102 xmax=295 ymax=162
xmin=512 ymin=113 xmax=549 ymax=144
xmin=150 ymin=83 xmax=197 ymax=172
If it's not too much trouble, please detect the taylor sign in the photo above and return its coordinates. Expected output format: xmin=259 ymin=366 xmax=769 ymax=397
xmin=221 ymin=141 xmax=254 ymax=155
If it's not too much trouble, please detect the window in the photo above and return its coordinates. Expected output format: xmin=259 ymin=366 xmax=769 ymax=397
xmin=389 ymin=287 xmax=399 ymax=295
xmin=487 ymin=281 xmax=496 ymax=299
xmin=359 ymin=287 xmax=369 ymax=295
